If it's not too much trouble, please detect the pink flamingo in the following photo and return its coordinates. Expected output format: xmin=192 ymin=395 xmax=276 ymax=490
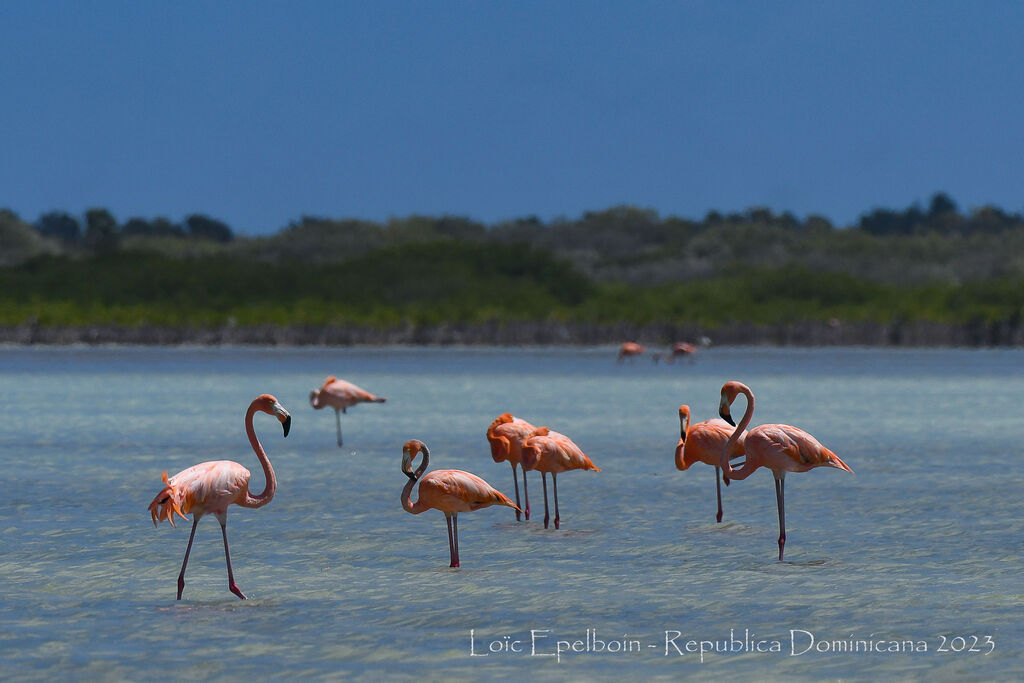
xmin=401 ymin=439 xmax=519 ymax=567
xmin=148 ymin=394 xmax=291 ymax=600
xmin=309 ymin=375 xmax=386 ymax=447
xmin=718 ymin=381 xmax=853 ymax=560
xmin=617 ymin=342 xmax=645 ymax=362
xmin=674 ymin=404 xmax=747 ymax=523
xmin=486 ymin=413 xmax=538 ymax=521
xmin=520 ymin=428 xmax=600 ymax=529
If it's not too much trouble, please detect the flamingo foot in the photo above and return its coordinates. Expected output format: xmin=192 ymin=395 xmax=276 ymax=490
xmin=716 ymin=510 xmax=723 ymax=523
xmin=176 ymin=576 xmax=185 ymax=600
xmin=543 ymin=513 xmax=550 ymax=529
xmin=229 ymin=583 xmax=247 ymax=600
xmin=778 ymin=534 xmax=786 ymax=562
xmin=554 ymin=515 xmax=560 ymax=530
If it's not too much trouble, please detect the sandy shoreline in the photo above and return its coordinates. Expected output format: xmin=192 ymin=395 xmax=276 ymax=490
xmin=2 ymin=319 xmax=1022 ymax=346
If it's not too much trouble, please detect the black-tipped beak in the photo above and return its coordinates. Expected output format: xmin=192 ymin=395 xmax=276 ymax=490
xmin=282 ymin=415 xmax=291 ymax=437
xmin=404 ymin=470 xmax=417 ymax=481
xmin=719 ymin=409 xmax=735 ymax=427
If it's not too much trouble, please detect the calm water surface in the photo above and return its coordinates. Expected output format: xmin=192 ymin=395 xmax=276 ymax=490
xmin=0 ymin=346 xmax=1021 ymax=680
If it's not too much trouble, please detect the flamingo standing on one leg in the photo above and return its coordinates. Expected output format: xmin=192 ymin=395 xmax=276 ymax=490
xmin=486 ymin=413 xmax=538 ymax=521
xmin=617 ymin=342 xmax=645 ymax=362
xmin=674 ymin=404 xmax=747 ymax=523
xmin=401 ymin=440 xmax=520 ymax=568
xmin=309 ymin=375 xmax=386 ymax=447
xmin=520 ymin=428 xmax=600 ymax=529
xmin=717 ymin=381 xmax=853 ymax=561
xmin=148 ymin=394 xmax=291 ymax=600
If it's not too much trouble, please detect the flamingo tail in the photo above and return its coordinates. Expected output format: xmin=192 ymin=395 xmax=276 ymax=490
xmin=824 ymin=449 xmax=854 ymax=473
xmin=148 ymin=470 xmax=189 ymax=528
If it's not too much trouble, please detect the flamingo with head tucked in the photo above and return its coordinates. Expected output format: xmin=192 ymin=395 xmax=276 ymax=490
xmin=520 ymin=428 xmax=600 ymax=529
xmin=674 ymin=404 xmax=747 ymax=523
xmin=486 ymin=413 xmax=538 ymax=521
xmin=617 ymin=342 xmax=645 ymax=362
xmin=148 ymin=394 xmax=291 ymax=600
xmin=309 ymin=375 xmax=386 ymax=447
xmin=401 ymin=439 xmax=519 ymax=568
xmin=717 ymin=381 xmax=853 ymax=560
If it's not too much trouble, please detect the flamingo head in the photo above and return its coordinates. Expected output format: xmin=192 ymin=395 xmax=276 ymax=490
xmin=255 ymin=394 xmax=291 ymax=437
xmin=309 ymin=389 xmax=321 ymax=409
xmin=678 ymin=405 xmax=690 ymax=440
xmin=718 ymin=381 xmax=747 ymax=426
xmin=402 ymin=439 xmax=427 ymax=480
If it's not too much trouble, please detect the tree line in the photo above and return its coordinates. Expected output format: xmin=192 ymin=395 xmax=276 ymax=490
xmin=1 ymin=193 xmax=1023 ymax=335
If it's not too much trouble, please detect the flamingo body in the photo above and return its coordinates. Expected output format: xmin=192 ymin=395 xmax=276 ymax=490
xmin=486 ymin=413 xmax=538 ymax=520
xmin=742 ymin=424 xmax=852 ymax=475
xmin=401 ymin=439 xmax=518 ymax=567
xmin=148 ymin=394 xmax=291 ymax=600
xmin=521 ymin=428 xmax=599 ymax=529
xmin=310 ymin=375 xmax=385 ymax=446
xmin=617 ymin=342 xmax=645 ymax=362
xmin=675 ymin=404 xmax=747 ymax=523
xmin=718 ymin=381 xmax=852 ymax=560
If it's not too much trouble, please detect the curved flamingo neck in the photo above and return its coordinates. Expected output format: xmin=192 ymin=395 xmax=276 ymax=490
xmin=240 ymin=401 xmax=277 ymax=508
xmin=721 ymin=385 xmax=757 ymax=480
xmin=401 ymin=445 xmax=430 ymax=514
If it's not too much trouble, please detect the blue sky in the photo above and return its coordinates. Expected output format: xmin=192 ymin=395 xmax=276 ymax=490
xmin=2 ymin=1 xmax=1023 ymax=234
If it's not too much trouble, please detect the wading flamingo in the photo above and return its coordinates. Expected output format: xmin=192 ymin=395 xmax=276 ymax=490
xmin=718 ymin=381 xmax=853 ymax=560
xmin=520 ymin=428 xmax=600 ymax=529
xmin=309 ymin=375 xmax=386 ymax=447
xmin=148 ymin=394 xmax=291 ymax=600
xmin=401 ymin=439 xmax=519 ymax=568
xmin=486 ymin=413 xmax=538 ymax=521
xmin=674 ymin=404 xmax=747 ymax=523
xmin=669 ymin=342 xmax=697 ymax=363
xmin=617 ymin=342 xmax=645 ymax=362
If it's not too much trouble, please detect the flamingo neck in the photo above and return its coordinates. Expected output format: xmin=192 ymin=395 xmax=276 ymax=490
xmin=240 ymin=401 xmax=277 ymax=508
xmin=401 ymin=445 xmax=430 ymax=514
xmin=721 ymin=385 xmax=757 ymax=480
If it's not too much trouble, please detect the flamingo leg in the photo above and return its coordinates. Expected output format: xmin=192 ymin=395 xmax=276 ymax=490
xmin=445 ymin=514 xmax=459 ymax=568
xmin=176 ymin=517 xmax=199 ymax=600
xmin=220 ymin=521 xmax=247 ymax=599
xmin=541 ymin=472 xmax=550 ymax=529
xmin=715 ymin=466 xmax=724 ymax=523
xmin=552 ymin=472 xmax=560 ymax=529
xmin=775 ymin=476 xmax=787 ymax=561
xmin=522 ymin=468 xmax=530 ymax=520
xmin=453 ymin=514 xmax=460 ymax=568
xmin=334 ymin=409 xmax=343 ymax=447
xmin=511 ymin=463 xmax=522 ymax=521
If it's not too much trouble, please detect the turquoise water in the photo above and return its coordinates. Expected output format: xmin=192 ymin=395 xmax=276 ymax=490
xmin=0 ymin=346 xmax=1021 ymax=680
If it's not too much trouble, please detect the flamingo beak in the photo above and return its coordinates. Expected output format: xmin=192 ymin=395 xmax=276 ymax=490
xmin=719 ymin=401 xmax=735 ymax=426
xmin=282 ymin=415 xmax=291 ymax=437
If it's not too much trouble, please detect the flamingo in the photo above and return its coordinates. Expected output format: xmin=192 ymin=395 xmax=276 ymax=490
xmin=309 ymin=375 xmax=386 ymax=447
xmin=617 ymin=342 xmax=645 ymax=362
xmin=148 ymin=394 xmax=291 ymax=600
xmin=401 ymin=439 xmax=519 ymax=568
xmin=669 ymin=342 xmax=697 ymax=363
xmin=486 ymin=413 xmax=538 ymax=521
xmin=674 ymin=404 xmax=747 ymax=523
xmin=717 ymin=381 xmax=853 ymax=560
xmin=520 ymin=428 xmax=600 ymax=529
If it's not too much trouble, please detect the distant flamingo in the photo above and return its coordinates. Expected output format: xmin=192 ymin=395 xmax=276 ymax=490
xmin=486 ymin=413 xmax=538 ymax=521
xmin=718 ymin=381 xmax=853 ymax=560
xmin=520 ymin=428 xmax=600 ymax=529
xmin=309 ymin=375 xmax=386 ymax=447
xmin=401 ymin=439 xmax=519 ymax=567
xmin=148 ymin=394 xmax=291 ymax=600
xmin=669 ymin=342 xmax=697 ymax=362
xmin=674 ymin=404 xmax=747 ymax=523
xmin=617 ymin=342 xmax=645 ymax=362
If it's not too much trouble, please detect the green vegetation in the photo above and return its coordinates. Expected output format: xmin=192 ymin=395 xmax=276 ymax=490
xmin=2 ymin=194 xmax=1024 ymax=333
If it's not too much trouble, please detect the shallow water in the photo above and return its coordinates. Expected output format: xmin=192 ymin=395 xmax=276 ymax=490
xmin=0 ymin=346 xmax=1021 ymax=679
